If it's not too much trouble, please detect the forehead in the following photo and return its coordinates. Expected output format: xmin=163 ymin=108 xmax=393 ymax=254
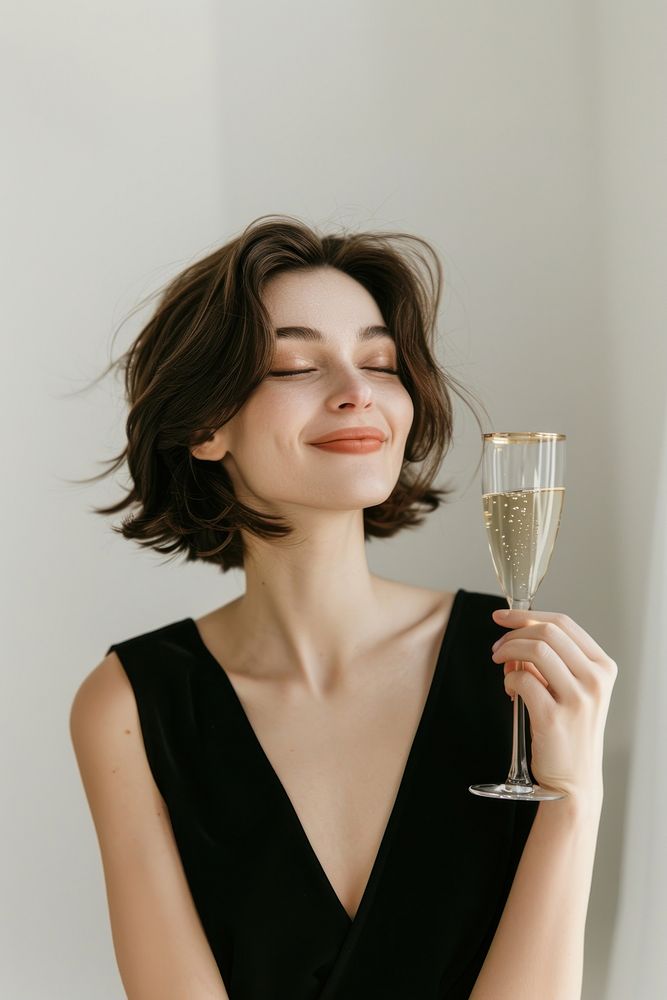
xmin=262 ymin=266 xmax=390 ymax=341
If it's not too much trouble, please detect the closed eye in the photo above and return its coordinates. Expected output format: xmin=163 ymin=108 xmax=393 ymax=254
xmin=269 ymin=367 xmax=399 ymax=377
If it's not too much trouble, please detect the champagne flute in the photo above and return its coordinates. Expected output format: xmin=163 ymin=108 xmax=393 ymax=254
xmin=469 ymin=431 xmax=567 ymax=802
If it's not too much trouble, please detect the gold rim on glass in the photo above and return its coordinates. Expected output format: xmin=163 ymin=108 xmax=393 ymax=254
xmin=483 ymin=432 xmax=566 ymax=443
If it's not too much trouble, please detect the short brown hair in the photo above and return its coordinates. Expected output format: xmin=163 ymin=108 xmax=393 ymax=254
xmin=78 ymin=214 xmax=488 ymax=572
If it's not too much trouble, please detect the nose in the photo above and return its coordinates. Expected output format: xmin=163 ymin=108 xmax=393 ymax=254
xmin=324 ymin=367 xmax=375 ymax=410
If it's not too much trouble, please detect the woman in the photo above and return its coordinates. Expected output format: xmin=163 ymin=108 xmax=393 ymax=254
xmin=70 ymin=215 xmax=617 ymax=999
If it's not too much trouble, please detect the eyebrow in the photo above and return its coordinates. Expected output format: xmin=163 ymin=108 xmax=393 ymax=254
xmin=274 ymin=324 xmax=394 ymax=343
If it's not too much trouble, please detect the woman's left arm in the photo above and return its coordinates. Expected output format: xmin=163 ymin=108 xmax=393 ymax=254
xmin=469 ymin=607 xmax=618 ymax=1000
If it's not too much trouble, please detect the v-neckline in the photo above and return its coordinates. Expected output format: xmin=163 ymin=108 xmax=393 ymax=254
xmin=183 ymin=587 xmax=464 ymax=927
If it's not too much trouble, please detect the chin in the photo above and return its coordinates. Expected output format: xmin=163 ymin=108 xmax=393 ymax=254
xmin=322 ymin=485 xmax=396 ymax=509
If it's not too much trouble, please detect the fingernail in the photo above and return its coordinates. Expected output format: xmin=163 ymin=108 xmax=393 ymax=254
xmin=494 ymin=609 xmax=510 ymax=618
xmin=491 ymin=638 xmax=501 ymax=651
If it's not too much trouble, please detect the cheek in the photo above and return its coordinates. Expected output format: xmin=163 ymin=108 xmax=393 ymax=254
xmin=395 ymin=384 xmax=415 ymax=434
xmin=233 ymin=395 xmax=301 ymax=462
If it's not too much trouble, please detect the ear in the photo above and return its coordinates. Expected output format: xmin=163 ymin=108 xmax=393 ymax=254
xmin=190 ymin=427 xmax=228 ymax=462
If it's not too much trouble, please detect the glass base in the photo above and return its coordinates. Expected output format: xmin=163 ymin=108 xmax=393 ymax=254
xmin=469 ymin=781 xmax=566 ymax=801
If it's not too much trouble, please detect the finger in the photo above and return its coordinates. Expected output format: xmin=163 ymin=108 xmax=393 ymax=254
xmin=504 ymin=665 xmax=557 ymax=717
xmin=504 ymin=659 xmax=549 ymax=688
xmin=492 ymin=637 xmax=579 ymax=704
xmin=493 ymin=620 xmax=601 ymax=687
xmin=492 ymin=608 xmax=614 ymax=667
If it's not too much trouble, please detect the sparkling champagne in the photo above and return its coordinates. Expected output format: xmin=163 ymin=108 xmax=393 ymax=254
xmin=482 ymin=487 xmax=565 ymax=604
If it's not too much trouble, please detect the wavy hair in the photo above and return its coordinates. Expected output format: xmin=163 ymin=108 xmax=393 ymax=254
xmin=74 ymin=214 xmax=489 ymax=571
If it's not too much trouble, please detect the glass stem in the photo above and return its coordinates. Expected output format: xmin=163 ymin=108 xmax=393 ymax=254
xmin=505 ymin=597 xmax=533 ymax=788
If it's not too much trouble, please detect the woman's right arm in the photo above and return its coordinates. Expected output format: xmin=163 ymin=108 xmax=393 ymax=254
xmin=69 ymin=653 xmax=230 ymax=1000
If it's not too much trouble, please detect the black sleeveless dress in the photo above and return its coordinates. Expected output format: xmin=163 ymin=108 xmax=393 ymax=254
xmin=105 ymin=588 xmax=537 ymax=999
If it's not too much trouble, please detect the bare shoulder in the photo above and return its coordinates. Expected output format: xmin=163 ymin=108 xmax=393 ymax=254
xmin=70 ymin=653 xmax=144 ymax=769
xmin=71 ymin=649 xmax=129 ymax=705
xmin=69 ymin=653 xmax=228 ymax=997
xmin=69 ymin=650 xmax=167 ymax=831
xmin=70 ymin=651 xmax=138 ymax=750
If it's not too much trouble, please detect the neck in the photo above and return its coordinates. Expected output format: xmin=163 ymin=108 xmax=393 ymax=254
xmin=231 ymin=510 xmax=390 ymax=694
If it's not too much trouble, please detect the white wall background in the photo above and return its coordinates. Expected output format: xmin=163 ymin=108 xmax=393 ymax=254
xmin=595 ymin=1 xmax=667 ymax=997
xmin=1 ymin=1 xmax=664 ymax=997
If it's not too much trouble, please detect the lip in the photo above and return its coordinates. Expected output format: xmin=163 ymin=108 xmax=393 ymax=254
xmin=312 ymin=438 xmax=384 ymax=454
xmin=309 ymin=425 xmax=387 ymax=444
